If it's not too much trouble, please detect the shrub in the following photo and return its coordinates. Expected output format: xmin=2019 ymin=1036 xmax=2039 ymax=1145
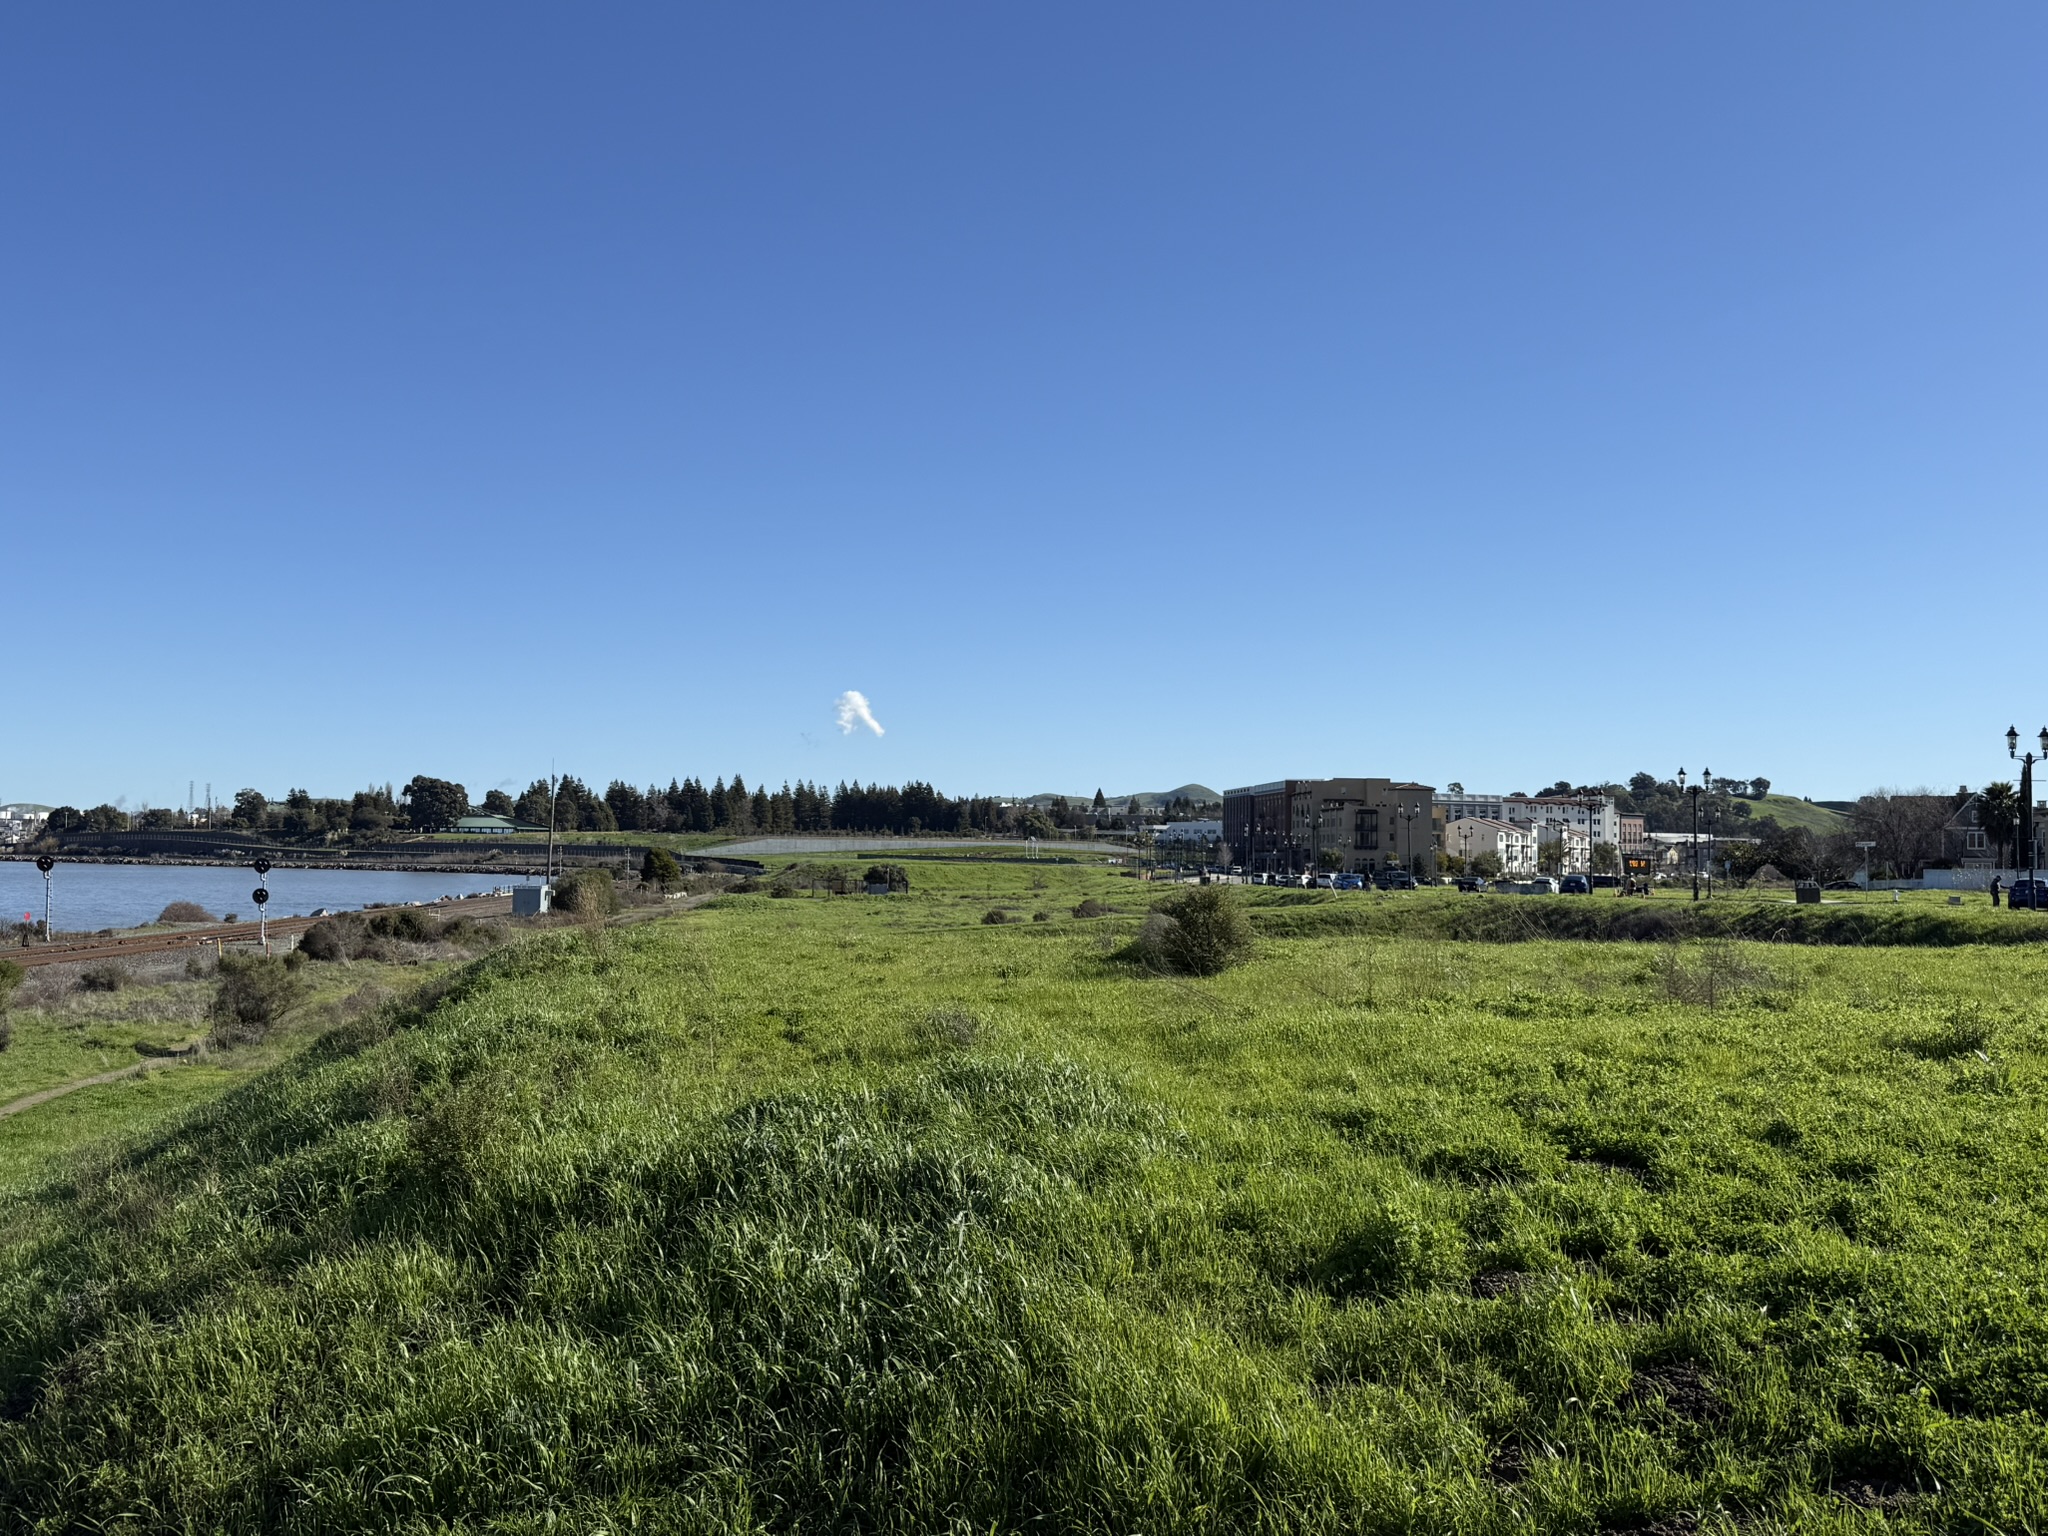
xmin=1073 ymin=898 xmax=1111 ymax=918
xmin=367 ymin=908 xmax=437 ymax=943
xmin=78 ymin=963 xmax=131 ymax=993
xmin=208 ymin=953 xmax=308 ymax=1047
xmin=982 ymin=909 xmax=1018 ymax=926
xmin=156 ymin=901 xmax=217 ymax=925
xmin=298 ymin=918 xmax=353 ymax=962
xmin=864 ymin=863 xmax=912 ymax=893
xmin=641 ymin=849 xmax=683 ymax=889
xmin=1033 ymin=911 xmax=1050 ymax=922
xmin=1141 ymin=886 xmax=1254 ymax=976
xmin=552 ymin=869 xmax=620 ymax=917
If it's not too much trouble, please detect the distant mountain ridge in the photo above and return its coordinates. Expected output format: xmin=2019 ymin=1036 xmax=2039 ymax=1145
xmin=1021 ymin=784 xmax=1219 ymax=810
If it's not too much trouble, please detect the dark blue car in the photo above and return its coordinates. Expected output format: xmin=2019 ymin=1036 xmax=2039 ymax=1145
xmin=2012 ymin=878 xmax=2048 ymax=911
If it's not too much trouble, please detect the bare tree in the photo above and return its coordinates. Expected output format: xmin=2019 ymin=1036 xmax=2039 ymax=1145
xmin=1852 ymin=788 xmax=1953 ymax=878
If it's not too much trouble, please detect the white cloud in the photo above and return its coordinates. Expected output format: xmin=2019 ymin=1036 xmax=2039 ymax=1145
xmin=834 ymin=690 xmax=885 ymax=737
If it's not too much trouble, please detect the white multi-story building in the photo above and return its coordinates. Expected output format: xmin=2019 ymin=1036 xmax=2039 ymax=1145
xmin=1532 ymin=822 xmax=1592 ymax=874
xmin=0 ymin=804 xmax=51 ymax=846
xmin=1435 ymin=791 xmax=1619 ymax=850
xmin=1443 ymin=816 xmax=1537 ymax=876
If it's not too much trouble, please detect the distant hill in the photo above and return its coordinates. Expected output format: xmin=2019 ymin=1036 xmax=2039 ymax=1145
xmin=1745 ymin=795 xmax=1852 ymax=835
xmin=1022 ymin=784 xmax=1220 ymax=810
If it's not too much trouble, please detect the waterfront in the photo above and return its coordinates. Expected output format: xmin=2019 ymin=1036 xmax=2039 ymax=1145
xmin=0 ymin=862 xmax=540 ymax=933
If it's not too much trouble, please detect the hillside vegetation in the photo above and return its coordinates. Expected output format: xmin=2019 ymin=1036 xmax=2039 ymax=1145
xmin=2 ymin=862 xmax=2046 ymax=1532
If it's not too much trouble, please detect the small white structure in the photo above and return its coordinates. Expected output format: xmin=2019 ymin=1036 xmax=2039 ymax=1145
xmin=512 ymin=885 xmax=553 ymax=916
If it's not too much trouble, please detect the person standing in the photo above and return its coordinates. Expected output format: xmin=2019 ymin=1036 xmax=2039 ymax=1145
xmin=1991 ymin=875 xmax=2002 ymax=908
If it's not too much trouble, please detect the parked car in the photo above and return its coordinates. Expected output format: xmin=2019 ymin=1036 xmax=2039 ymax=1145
xmin=1559 ymin=874 xmax=1591 ymax=894
xmin=1455 ymin=876 xmax=1488 ymax=892
xmin=1333 ymin=872 xmax=1365 ymax=891
xmin=1313 ymin=873 xmax=1337 ymax=889
xmin=1522 ymin=877 xmax=1560 ymax=895
xmin=2011 ymin=878 xmax=2048 ymax=910
xmin=1374 ymin=868 xmax=1417 ymax=890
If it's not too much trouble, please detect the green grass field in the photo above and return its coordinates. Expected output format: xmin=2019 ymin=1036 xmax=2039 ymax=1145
xmin=1 ymin=860 xmax=2045 ymax=1531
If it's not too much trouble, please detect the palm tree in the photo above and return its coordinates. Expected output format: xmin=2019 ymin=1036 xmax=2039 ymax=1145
xmin=1978 ymin=781 xmax=2020 ymax=869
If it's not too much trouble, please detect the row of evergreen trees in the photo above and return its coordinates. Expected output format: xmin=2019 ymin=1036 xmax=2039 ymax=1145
xmin=508 ymin=775 xmax=1023 ymax=838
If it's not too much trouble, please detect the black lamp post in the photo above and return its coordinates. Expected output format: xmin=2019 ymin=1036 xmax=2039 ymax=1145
xmin=2009 ymin=726 xmax=2048 ymax=897
xmin=1679 ymin=766 xmax=1709 ymax=902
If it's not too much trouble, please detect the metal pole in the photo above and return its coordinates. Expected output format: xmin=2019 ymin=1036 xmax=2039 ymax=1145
xmin=1690 ymin=787 xmax=1699 ymax=901
xmin=42 ymin=870 xmax=52 ymax=941
xmin=2015 ymin=761 xmax=2031 ymax=897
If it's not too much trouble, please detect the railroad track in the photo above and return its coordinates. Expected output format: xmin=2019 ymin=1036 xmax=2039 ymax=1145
xmin=7 ymin=894 xmax=516 ymax=970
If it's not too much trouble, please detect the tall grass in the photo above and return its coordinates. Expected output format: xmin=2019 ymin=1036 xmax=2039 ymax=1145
xmin=1 ymin=869 xmax=2045 ymax=1531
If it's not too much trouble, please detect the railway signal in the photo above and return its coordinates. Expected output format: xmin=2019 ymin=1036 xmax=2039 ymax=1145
xmin=252 ymin=877 xmax=271 ymax=950
xmin=33 ymin=856 xmax=54 ymax=941
xmin=253 ymin=859 xmax=271 ymax=878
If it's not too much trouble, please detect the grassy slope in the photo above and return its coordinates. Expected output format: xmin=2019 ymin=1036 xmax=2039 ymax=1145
xmin=1743 ymin=795 xmax=1852 ymax=836
xmin=1 ymin=864 xmax=2046 ymax=1531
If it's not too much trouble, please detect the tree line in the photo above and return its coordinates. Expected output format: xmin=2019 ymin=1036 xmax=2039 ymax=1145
xmin=39 ymin=774 xmax=1055 ymax=842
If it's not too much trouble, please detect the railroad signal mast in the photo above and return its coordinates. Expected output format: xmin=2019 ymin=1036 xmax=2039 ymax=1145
xmin=34 ymin=855 xmax=55 ymax=941
xmin=252 ymin=859 xmax=272 ymax=952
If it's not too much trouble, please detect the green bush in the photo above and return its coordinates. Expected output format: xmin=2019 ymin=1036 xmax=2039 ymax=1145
xmin=368 ymin=908 xmax=437 ymax=943
xmin=1142 ymin=885 xmax=1254 ymax=976
xmin=1073 ymin=898 xmax=1111 ymax=918
xmin=78 ymin=963 xmax=130 ymax=993
xmin=982 ymin=908 xmax=1018 ymax=926
xmin=864 ymin=863 xmax=911 ymax=893
xmin=551 ymin=869 xmax=619 ymax=917
xmin=641 ymin=849 xmax=683 ymax=889
xmin=297 ymin=918 xmax=353 ymax=962
xmin=208 ymin=953 xmax=308 ymax=1047
xmin=156 ymin=901 xmax=217 ymax=925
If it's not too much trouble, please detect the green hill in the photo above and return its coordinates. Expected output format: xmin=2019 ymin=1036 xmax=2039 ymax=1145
xmin=3 ymin=869 xmax=2046 ymax=1528
xmin=1744 ymin=793 xmax=1852 ymax=835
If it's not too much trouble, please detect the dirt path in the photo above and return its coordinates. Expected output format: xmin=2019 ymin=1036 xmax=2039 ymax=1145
xmin=0 ymin=1054 xmax=200 ymax=1120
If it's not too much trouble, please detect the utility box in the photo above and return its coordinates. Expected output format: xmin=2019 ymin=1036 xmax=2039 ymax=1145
xmin=513 ymin=885 xmax=553 ymax=916
xmin=1794 ymin=882 xmax=1821 ymax=905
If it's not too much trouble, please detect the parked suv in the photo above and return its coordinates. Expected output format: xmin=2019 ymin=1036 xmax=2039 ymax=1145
xmin=1559 ymin=874 xmax=1591 ymax=894
xmin=1373 ymin=868 xmax=1417 ymax=890
xmin=2011 ymin=878 xmax=2048 ymax=911
xmin=1333 ymin=872 xmax=1364 ymax=891
xmin=1455 ymin=876 xmax=1488 ymax=892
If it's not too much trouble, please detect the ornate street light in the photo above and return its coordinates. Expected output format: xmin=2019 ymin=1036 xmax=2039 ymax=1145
xmin=2008 ymin=726 xmax=2048 ymax=900
xmin=1679 ymin=766 xmax=1709 ymax=902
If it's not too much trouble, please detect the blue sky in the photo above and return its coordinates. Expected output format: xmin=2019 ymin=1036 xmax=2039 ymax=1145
xmin=6 ymin=5 xmax=2043 ymax=809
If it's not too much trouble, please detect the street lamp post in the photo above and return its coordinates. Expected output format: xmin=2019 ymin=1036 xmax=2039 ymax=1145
xmin=2008 ymin=726 xmax=2048 ymax=898
xmin=1679 ymin=767 xmax=1709 ymax=902
xmin=1396 ymin=803 xmax=1423 ymax=879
